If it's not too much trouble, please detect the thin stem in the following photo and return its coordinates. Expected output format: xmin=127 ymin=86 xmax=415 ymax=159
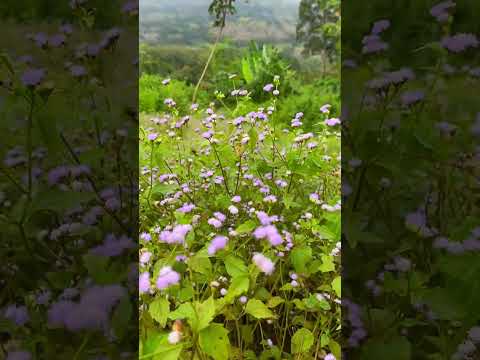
xmin=210 ymin=141 xmax=231 ymax=196
xmin=26 ymin=91 xmax=35 ymax=201
xmin=192 ymin=26 xmax=224 ymax=104
xmin=0 ymin=166 xmax=27 ymax=194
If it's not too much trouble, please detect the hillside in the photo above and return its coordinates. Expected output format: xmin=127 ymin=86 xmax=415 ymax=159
xmin=140 ymin=0 xmax=300 ymax=45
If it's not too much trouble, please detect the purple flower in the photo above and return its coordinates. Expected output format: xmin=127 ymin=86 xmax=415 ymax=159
xmin=164 ymin=98 xmax=176 ymax=107
xmin=214 ymin=212 xmax=226 ymax=222
xmin=140 ymin=232 xmax=151 ymax=242
xmin=371 ymin=20 xmax=390 ymax=35
xmin=256 ymin=211 xmax=274 ymax=225
xmin=162 ymin=78 xmax=171 ymax=85
xmin=89 ymin=234 xmax=135 ymax=257
xmin=263 ymin=83 xmax=274 ymax=92
xmin=362 ymin=34 xmax=389 ymax=54
xmin=291 ymin=119 xmax=302 ymax=127
xmin=6 ymin=351 xmax=32 ymax=360
xmin=159 ymin=224 xmax=192 ymax=245
xmin=231 ymin=195 xmax=241 ymax=203
xmin=156 ymin=266 xmax=180 ymax=290
xmin=139 ymin=272 xmax=150 ymax=294
xmin=147 ymin=133 xmax=158 ymax=141
xmin=60 ymin=24 xmax=74 ymax=34
xmin=33 ymin=32 xmax=48 ymax=47
xmin=140 ymin=251 xmax=152 ymax=265
xmin=252 ymin=253 xmax=275 ymax=275
xmin=4 ymin=305 xmax=29 ymax=326
xmin=254 ymin=225 xmax=283 ymax=246
xmin=70 ymin=65 xmax=87 ymax=77
xmin=48 ymin=34 xmax=66 ymax=47
xmin=122 ymin=0 xmax=139 ymax=14
xmin=325 ymin=354 xmax=336 ymax=360
xmin=202 ymin=130 xmax=214 ymax=140
xmin=325 ymin=118 xmax=341 ymax=126
xmin=21 ymin=68 xmax=45 ymax=87
xmin=208 ymin=218 xmax=223 ymax=229
xmin=320 ymin=104 xmax=331 ymax=113
xmin=263 ymin=195 xmax=277 ymax=203
xmin=401 ymin=90 xmax=425 ymax=106
xmin=441 ymin=33 xmax=478 ymax=52
xmin=177 ymin=203 xmax=196 ymax=213
xmin=208 ymin=235 xmax=229 ymax=255
xmin=430 ymin=1 xmax=455 ymax=22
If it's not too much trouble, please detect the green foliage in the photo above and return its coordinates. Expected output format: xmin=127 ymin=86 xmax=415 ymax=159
xmin=291 ymin=328 xmax=315 ymax=353
xmin=240 ymin=42 xmax=295 ymax=100
xmin=297 ymin=0 xmax=340 ymax=60
xmin=139 ymin=75 xmax=201 ymax=113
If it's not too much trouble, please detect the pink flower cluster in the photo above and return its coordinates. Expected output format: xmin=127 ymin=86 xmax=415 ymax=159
xmin=208 ymin=235 xmax=229 ymax=255
xmin=156 ymin=266 xmax=181 ymax=290
xmin=252 ymin=253 xmax=275 ymax=275
xmin=159 ymin=224 xmax=192 ymax=244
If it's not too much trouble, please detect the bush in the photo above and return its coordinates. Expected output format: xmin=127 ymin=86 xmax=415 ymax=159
xmin=139 ymin=76 xmax=341 ymax=359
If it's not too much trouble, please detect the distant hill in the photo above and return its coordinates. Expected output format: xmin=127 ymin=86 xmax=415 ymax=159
xmin=140 ymin=0 xmax=300 ymax=45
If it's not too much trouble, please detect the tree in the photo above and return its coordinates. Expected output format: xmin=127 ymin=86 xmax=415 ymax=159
xmin=297 ymin=0 xmax=340 ymax=61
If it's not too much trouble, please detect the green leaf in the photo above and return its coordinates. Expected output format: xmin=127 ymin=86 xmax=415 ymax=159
xmin=332 ymin=276 xmax=341 ymax=297
xmin=362 ymin=336 xmax=411 ymax=360
xmin=291 ymin=328 xmax=314 ymax=353
xmin=245 ymin=299 xmax=275 ymax=319
xmin=111 ymin=295 xmax=132 ymax=340
xmin=30 ymin=190 xmax=95 ymax=214
xmin=149 ymin=297 xmax=170 ymax=328
xmin=242 ymin=57 xmax=254 ymax=83
xmin=329 ymin=339 xmax=341 ymax=359
xmin=169 ymin=303 xmax=195 ymax=322
xmin=267 ymin=296 xmax=285 ymax=308
xmin=319 ymin=254 xmax=335 ymax=272
xmin=82 ymin=254 xmax=109 ymax=281
xmin=235 ymin=220 xmax=257 ymax=234
xmin=225 ymin=255 xmax=248 ymax=278
xmin=225 ymin=275 xmax=249 ymax=303
xmin=199 ymin=323 xmax=230 ymax=360
xmin=194 ymin=296 xmax=216 ymax=332
xmin=189 ymin=250 xmax=212 ymax=275
xmin=141 ymin=332 xmax=183 ymax=360
xmin=151 ymin=183 xmax=177 ymax=197
xmin=290 ymin=246 xmax=312 ymax=274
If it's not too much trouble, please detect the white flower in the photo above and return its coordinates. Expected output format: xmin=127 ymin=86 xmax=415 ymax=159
xmin=168 ymin=330 xmax=182 ymax=344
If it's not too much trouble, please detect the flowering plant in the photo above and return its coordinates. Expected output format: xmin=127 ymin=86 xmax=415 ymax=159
xmin=139 ymin=74 xmax=341 ymax=359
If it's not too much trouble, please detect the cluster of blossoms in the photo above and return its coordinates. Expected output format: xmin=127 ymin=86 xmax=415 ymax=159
xmin=208 ymin=212 xmax=227 ymax=228
xmin=159 ymin=224 xmax=192 ymax=244
xmin=364 ymin=256 xmax=413 ymax=297
xmin=138 ymin=74 xmax=340 ymax=357
xmin=362 ymin=19 xmax=390 ymax=54
xmin=208 ymin=235 xmax=229 ymax=255
xmin=433 ymin=227 xmax=480 ymax=254
xmin=47 ymin=285 xmax=126 ymax=333
xmin=452 ymin=326 xmax=480 ymax=360
xmin=430 ymin=0 xmax=455 ymax=22
xmin=441 ymin=33 xmax=479 ymax=53
xmin=252 ymin=253 xmax=275 ymax=275
xmin=405 ymin=209 xmax=437 ymax=237
xmin=343 ymin=299 xmax=367 ymax=347
xmin=156 ymin=266 xmax=181 ymax=290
